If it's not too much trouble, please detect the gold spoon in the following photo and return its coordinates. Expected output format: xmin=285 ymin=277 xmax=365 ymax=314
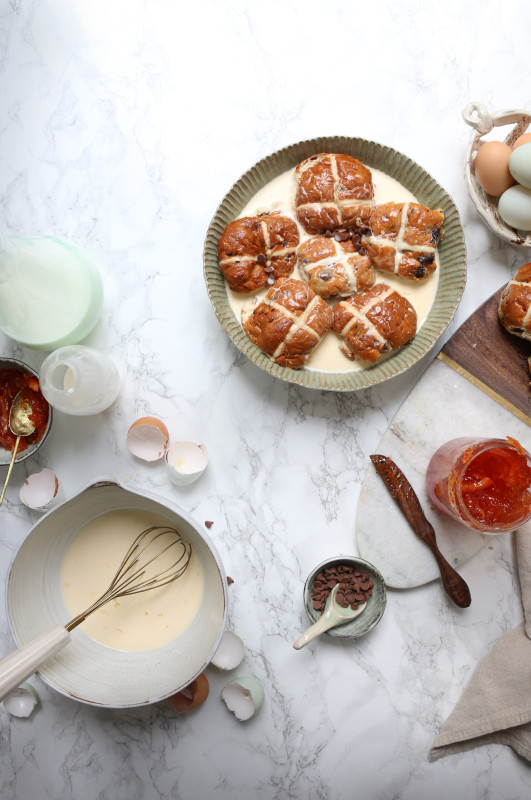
xmin=0 ymin=391 xmax=35 ymax=506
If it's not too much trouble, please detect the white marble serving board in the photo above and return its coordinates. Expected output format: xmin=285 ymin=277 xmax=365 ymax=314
xmin=356 ymin=356 xmax=530 ymax=588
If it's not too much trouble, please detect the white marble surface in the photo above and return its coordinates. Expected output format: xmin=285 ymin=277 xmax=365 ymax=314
xmin=1 ymin=1 xmax=531 ymax=798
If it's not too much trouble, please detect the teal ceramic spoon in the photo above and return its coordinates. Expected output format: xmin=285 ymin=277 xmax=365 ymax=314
xmin=293 ymin=584 xmax=367 ymax=650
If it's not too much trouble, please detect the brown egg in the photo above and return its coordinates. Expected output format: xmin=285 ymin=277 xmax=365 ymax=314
xmin=513 ymin=133 xmax=531 ymax=150
xmin=473 ymin=140 xmax=515 ymax=197
xmin=168 ymin=673 xmax=210 ymax=712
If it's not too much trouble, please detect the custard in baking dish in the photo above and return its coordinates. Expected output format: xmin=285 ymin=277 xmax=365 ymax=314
xmin=218 ymin=154 xmax=444 ymax=372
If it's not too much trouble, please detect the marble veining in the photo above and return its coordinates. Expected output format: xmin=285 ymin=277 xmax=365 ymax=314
xmin=1 ymin=1 xmax=531 ymax=799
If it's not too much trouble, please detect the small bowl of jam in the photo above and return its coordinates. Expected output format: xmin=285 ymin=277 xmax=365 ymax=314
xmin=0 ymin=357 xmax=52 ymax=466
xmin=302 ymin=555 xmax=387 ymax=640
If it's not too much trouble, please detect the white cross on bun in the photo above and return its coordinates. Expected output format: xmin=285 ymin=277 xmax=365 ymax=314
xmin=242 ymin=277 xmax=333 ymax=369
xmin=498 ymin=263 xmax=531 ymax=340
xmin=295 ymin=154 xmax=374 ymax=235
xmin=332 ymin=282 xmax=417 ymax=363
xmin=218 ymin=213 xmax=299 ymax=293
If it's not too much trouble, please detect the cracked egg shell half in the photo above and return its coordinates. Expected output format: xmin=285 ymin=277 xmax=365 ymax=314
xmin=168 ymin=673 xmax=210 ymax=713
xmin=19 ymin=468 xmax=63 ymax=512
xmin=210 ymin=630 xmax=244 ymax=670
xmin=165 ymin=442 xmax=208 ymax=486
xmin=126 ymin=416 xmax=169 ymax=461
xmin=2 ymin=682 xmax=40 ymax=718
xmin=221 ymin=677 xmax=264 ymax=721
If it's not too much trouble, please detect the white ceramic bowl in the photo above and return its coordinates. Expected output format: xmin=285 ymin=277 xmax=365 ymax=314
xmin=463 ymin=102 xmax=531 ymax=246
xmin=5 ymin=480 xmax=228 ymax=708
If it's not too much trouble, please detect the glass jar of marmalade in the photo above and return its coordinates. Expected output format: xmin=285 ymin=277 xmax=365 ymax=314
xmin=426 ymin=436 xmax=531 ymax=534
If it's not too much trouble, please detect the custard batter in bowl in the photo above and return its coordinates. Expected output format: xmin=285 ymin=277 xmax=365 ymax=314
xmin=6 ymin=480 xmax=228 ymax=708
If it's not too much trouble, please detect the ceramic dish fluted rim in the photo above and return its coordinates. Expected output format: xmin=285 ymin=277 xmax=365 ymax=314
xmin=203 ymin=136 xmax=467 ymax=391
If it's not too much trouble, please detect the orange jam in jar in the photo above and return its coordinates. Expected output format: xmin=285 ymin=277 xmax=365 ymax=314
xmin=426 ymin=436 xmax=531 ymax=534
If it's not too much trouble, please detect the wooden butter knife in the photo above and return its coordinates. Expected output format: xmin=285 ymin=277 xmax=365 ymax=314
xmin=370 ymin=454 xmax=472 ymax=608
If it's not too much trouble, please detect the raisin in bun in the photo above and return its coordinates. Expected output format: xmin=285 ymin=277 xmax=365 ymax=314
xmin=295 ymin=154 xmax=374 ymax=235
xmin=297 ymin=236 xmax=376 ymax=298
xmin=498 ymin=263 xmax=531 ymax=340
xmin=218 ymin=213 xmax=299 ymax=293
xmin=332 ymin=283 xmax=417 ymax=363
xmin=362 ymin=202 xmax=443 ymax=281
xmin=242 ymin=277 xmax=332 ymax=369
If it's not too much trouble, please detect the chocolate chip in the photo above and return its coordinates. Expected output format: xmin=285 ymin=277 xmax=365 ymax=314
xmin=227 ymin=576 xmax=234 ymax=585
xmin=205 ymin=521 xmax=214 ymax=528
xmin=264 ymin=266 xmax=274 ymax=273
xmin=256 ymin=253 xmax=267 ymax=265
xmin=418 ymin=253 xmax=434 ymax=265
xmin=412 ymin=265 xmax=427 ymax=278
xmin=334 ymin=229 xmax=350 ymax=242
xmin=310 ymin=562 xmax=375 ymax=617
xmin=431 ymin=225 xmax=441 ymax=244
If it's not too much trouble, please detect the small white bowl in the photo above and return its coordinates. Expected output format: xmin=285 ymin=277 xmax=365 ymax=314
xmin=6 ymin=479 xmax=228 ymax=708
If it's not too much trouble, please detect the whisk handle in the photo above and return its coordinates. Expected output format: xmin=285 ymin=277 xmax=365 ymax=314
xmin=0 ymin=625 xmax=70 ymax=702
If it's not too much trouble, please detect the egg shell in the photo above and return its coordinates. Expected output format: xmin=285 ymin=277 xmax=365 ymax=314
xmin=167 ymin=673 xmax=209 ymax=713
xmin=126 ymin=416 xmax=169 ymax=461
xmin=498 ymin=184 xmax=531 ymax=231
xmin=210 ymin=630 xmax=245 ymax=670
xmin=221 ymin=677 xmax=264 ymax=721
xmin=165 ymin=442 xmax=208 ymax=486
xmin=473 ymin=140 xmax=515 ymax=196
xmin=19 ymin=468 xmax=62 ymax=512
xmin=2 ymin=682 xmax=40 ymax=718
xmin=509 ymin=142 xmax=531 ymax=190
xmin=512 ymin=133 xmax=531 ymax=150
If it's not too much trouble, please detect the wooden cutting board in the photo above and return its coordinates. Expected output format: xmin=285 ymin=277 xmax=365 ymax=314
xmin=356 ymin=287 xmax=531 ymax=589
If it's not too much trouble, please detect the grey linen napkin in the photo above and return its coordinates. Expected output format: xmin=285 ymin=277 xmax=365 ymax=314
xmin=429 ymin=526 xmax=531 ymax=762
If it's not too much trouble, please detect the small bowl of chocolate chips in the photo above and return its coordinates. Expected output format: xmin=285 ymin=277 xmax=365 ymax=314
xmin=302 ymin=555 xmax=387 ymax=640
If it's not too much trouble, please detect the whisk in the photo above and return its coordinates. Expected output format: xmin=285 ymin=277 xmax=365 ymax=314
xmin=0 ymin=526 xmax=192 ymax=702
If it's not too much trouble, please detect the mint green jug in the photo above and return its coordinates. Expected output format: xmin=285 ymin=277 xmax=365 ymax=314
xmin=0 ymin=235 xmax=103 ymax=350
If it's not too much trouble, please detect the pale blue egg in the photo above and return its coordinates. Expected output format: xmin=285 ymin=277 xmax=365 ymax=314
xmin=498 ymin=184 xmax=531 ymax=230
xmin=508 ymin=142 xmax=531 ymax=190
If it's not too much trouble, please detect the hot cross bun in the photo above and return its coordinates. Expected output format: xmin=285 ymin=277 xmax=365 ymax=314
xmin=332 ymin=282 xmax=417 ymax=363
xmin=218 ymin=214 xmax=299 ymax=293
xmin=241 ymin=277 xmax=333 ymax=368
xmin=295 ymin=154 xmax=374 ymax=235
xmin=361 ymin=202 xmax=444 ymax=281
xmin=297 ymin=236 xmax=376 ymax=298
xmin=498 ymin=263 xmax=531 ymax=340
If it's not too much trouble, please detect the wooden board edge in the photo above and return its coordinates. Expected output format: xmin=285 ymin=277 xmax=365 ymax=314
xmin=437 ymin=352 xmax=531 ymax=427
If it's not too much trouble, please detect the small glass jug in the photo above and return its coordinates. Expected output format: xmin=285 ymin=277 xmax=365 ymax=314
xmin=0 ymin=234 xmax=103 ymax=350
xmin=39 ymin=346 xmax=120 ymax=415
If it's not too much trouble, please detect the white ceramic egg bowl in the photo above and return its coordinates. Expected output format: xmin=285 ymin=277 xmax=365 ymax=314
xmin=5 ymin=480 xmax=228 ymax=708
xmin=463 ymin=101 xmax=531 ymax=246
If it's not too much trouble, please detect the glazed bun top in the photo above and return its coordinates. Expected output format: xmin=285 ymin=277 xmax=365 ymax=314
xmin=295 ymin=153 xmax=374 ymax=235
